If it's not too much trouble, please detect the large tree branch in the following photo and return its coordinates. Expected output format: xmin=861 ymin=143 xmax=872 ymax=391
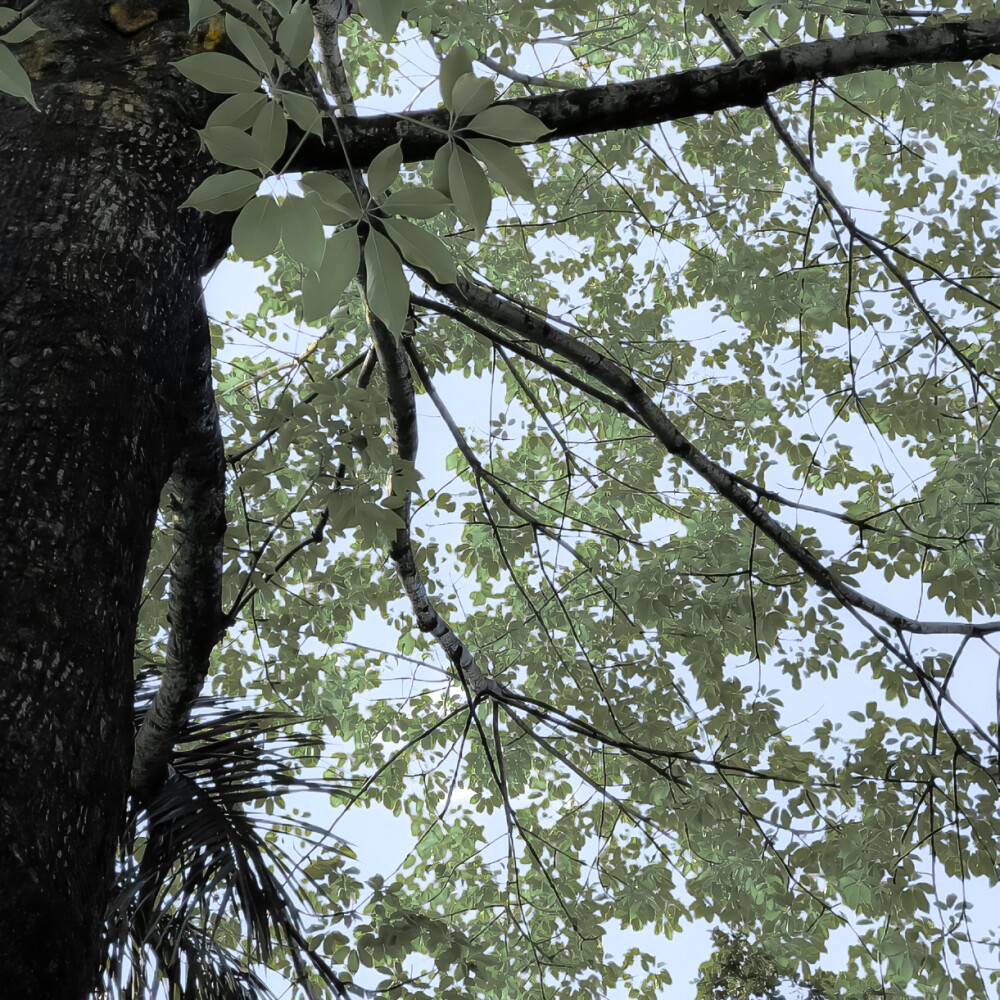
xmin=288 ymin=17 xmax=1000 ymax=172
xmin=366 ymin=312 xmax=501 ymax=698
xmin=417 ymin=273 xmax=1000 ymax=639
xmin=131 ymin=301 xmax=227 ymax=798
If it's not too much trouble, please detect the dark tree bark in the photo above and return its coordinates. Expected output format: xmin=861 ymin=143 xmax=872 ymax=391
xmin=289 ymin=16 xmax=1000 ymax=173
xmin=0 ymin=4 xmax=228 ymax=995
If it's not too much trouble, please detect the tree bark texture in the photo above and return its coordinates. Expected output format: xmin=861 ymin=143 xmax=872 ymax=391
xmin=0 ymin=4 xmax=228 ymax=995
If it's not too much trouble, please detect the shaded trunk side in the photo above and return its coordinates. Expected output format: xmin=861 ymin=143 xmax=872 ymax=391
xmin=0 ymin=5 xmax=230 ymax=995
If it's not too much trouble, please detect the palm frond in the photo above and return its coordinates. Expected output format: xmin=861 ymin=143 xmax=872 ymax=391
xmin=100 ymin=699 xmax=352 ymax=1000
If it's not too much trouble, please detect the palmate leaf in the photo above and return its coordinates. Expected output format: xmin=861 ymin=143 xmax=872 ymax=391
xmin=197 ymin=125 xmax=270 ymax=171
xmin=466 ymin=104 xmax=550 ymax=142
xmin=0 ymin=7 xmax=40 ymax=43
xmin=189 ymin=0 xmax=221 ymax=29
xmin=251 ymin=99 xmax=288 ymax=172
xmin=379 ymin=187 xmax=450 ymax=218
xmin=206 ymin=92 xmax=267 ymax=130
xmin=449 ymin=72 xmax=495 ymax=118
xmin=301 ymin=171 xmax=363 ymax=223
xmin=215 ymin=0 xmax=270 ymax=29
xmin=465 ymin=137 xmax=535 ymax=202
xmin=276 ymin=88 xmax=324 ymax=136
xmin=279 ymin=195 xmax=325 ymax=270
xmin=367 ymin=141 xmax=403 ymax=198
xmin=431 ymin=140 xmax=454 ymax=198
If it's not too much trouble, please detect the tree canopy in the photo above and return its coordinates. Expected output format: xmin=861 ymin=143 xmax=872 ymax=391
xmin=4 ymin=0 xmax=1000 ymax=997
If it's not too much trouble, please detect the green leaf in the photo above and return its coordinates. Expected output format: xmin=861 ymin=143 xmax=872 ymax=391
xmin=380 ymin=187 xmax=451 ymax=219
xmin=439 ymin=45 xmax=473 ymax=108
xmin=465 ymin=104 xmax=551 ymax=142
xmin=0 ymin=9 xmax=40 ymax=43
xmin=251 ymin=99 xmax=289 ymax=171
xmin=367 ymin=141 xmax=403 ymax=197
xmin=301 ymin=172 xmax=355 ymax=206
xmin=301 ymin=172 xmax=362 ymax=223
xmin=380 ymin=218 xmax=456 ymax=284
xmin=279 ymin=196 xmax=326 ymax=270
xmin=172 ymin=52 xmax=262 ymax=94
xmin=188 ymin=0 xmax=220 ymax=30
xmin=357 ymin=0 xmax=403 ymax=39
xmin=224 ymin=14 xmax=275 ymax=76
xmin=364 ymin=229 xmax=409 ymax=333
xmin=449 ymin=73 xmax=495 ymax=118
xmin=276 ymin=0 xmax=315 ymax=67
xmin=232 ymin=196 xmax=282 ymax=260
xmin=180 ymin=169 xmax=260 ymax=212
xmin=206 ymin=92 xmax=267 ymax=130
xmin=198 ymin=125 xmax=269 ymax=170
xmin=0 ymin=43 xmax=35 ymax=108
xmin=306 ymin=194 xmax=361 ymax=226
xmin=432 ymin=142 xmax=453 ymax=198
xmin=301 ymin=227 xmax=361 ymax=321
xmin=464 ymin=138 xmax=535 ymax=202
xmin=448 ymin=146 xmax=492 ymax=236
xmin=276 ymin=90 xmax=324 ymax=137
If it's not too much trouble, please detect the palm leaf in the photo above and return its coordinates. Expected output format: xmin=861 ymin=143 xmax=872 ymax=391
xmin=100 ymin=697 xmax=352 ymax=999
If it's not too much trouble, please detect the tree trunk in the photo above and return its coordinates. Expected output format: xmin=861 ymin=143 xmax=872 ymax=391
xmin=0 ymin=4 xmax=228 ymax=994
